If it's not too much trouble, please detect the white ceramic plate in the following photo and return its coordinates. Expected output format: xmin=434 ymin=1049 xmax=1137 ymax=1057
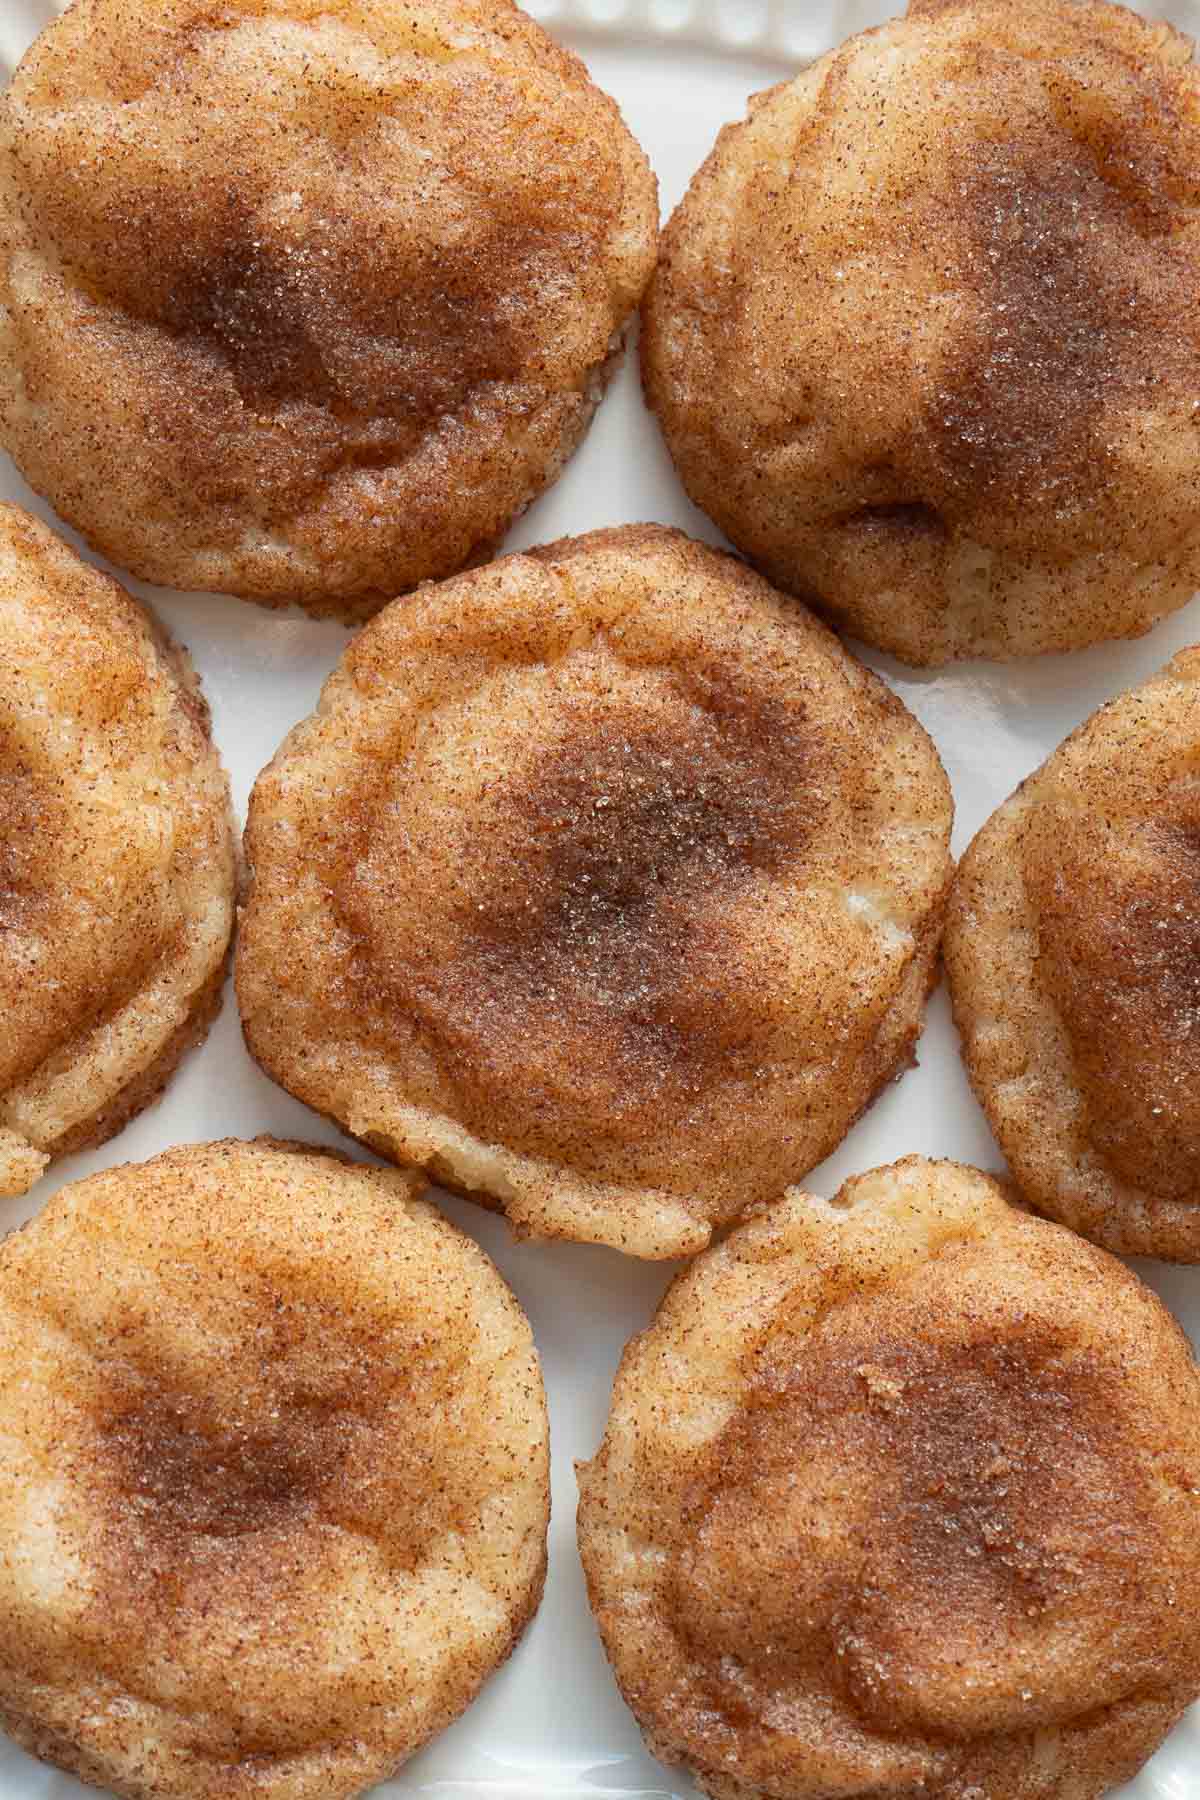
xmin=2 ymin=3 xmax=1200 ymax=1797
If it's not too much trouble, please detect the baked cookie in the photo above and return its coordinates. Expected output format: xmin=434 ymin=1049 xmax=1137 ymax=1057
xmin=0 ymin=1138 xmax=550 ymax=1800
xmin=0 ymin=505 xmax=235 ymax=1200
xmin=0 ymin=0 xmax=657 ymax=621
xmin=578 ymin=1157 xmax=1200 ymax=1800
xmin=642 ymin=0 xmax=1200 ymax=666
xmin=237 ymin=525 xmax=953 ymax=1259
xmin=947 ymin=648 xmax=1200 ymax=1261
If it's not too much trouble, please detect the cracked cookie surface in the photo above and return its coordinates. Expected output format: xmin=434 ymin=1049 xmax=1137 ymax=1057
xmin=0 ymin=0 xmax=657 ymax=618
xmin=642 ymin=0 xmax=1200 ymax=665
xmin=237 ymin=525 xmax=953 ymax=1258
xmin=0 ymin=505 xmax=235 ymax=1200
xmin=578 ymin=1156 xmax=1200 ymax=1800
xmin=947 ymin=647 xmax=1200 ymax=1260
xmin=0 ymin=1138 xmax=550 ymax=1800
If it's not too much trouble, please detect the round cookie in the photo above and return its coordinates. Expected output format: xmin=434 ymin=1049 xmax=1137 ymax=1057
xmin=0 ymin=505 xmax=235 ymax=1200
xmin=578 ymin=1156 xmax=1200 ymax=1800
xmin=642 ymin=0 xmax=1200 ymax=666
xmin=0 ymin=1138 xmax=550 ymax=1800
xmin=236 ymin=525 xmax=954 ymax=1259
xmin=0 ymin=0 xmax=657 ymax=621
xmin=947 ymin=648 xmax=1200 ymax=1261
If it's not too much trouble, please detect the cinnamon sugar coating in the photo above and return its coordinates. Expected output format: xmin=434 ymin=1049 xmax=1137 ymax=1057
xmin=947 ymin=647 xmax=1200 ymax=1260
xmin=578 ymin=1157 xmax=1200 ymax=1800
xmin=236 ymin=525 xmax=953 ymax=1258
xmin=642 ymin=0 xmax=1200 ymax=666
xmin=0 ymin=0 xmax=657 ymax=620
xmin=0 ymin=1139 xmax=550 ymax=1800
xmin=0 ymin=506 xmax=235 ymax=1200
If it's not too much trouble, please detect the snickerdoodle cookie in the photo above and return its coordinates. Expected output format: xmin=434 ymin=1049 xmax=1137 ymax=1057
xmin=0 ymin=505 xmax=235 ymax=1200
xmin=0 ymin=1139 xmax=549 ymax=1799
xmin=947 ymin=648 xmax=1200 ymax=1261
xmin=578 ymin=1157 xmax=1200 ymax=1800
xmin=0 ymin=0 xmax=657 ymax=619
xmin=237 ymin=525 xmax=953 ymax=1259
xmin=642 ymin=0 xmax=1200 ymax=665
